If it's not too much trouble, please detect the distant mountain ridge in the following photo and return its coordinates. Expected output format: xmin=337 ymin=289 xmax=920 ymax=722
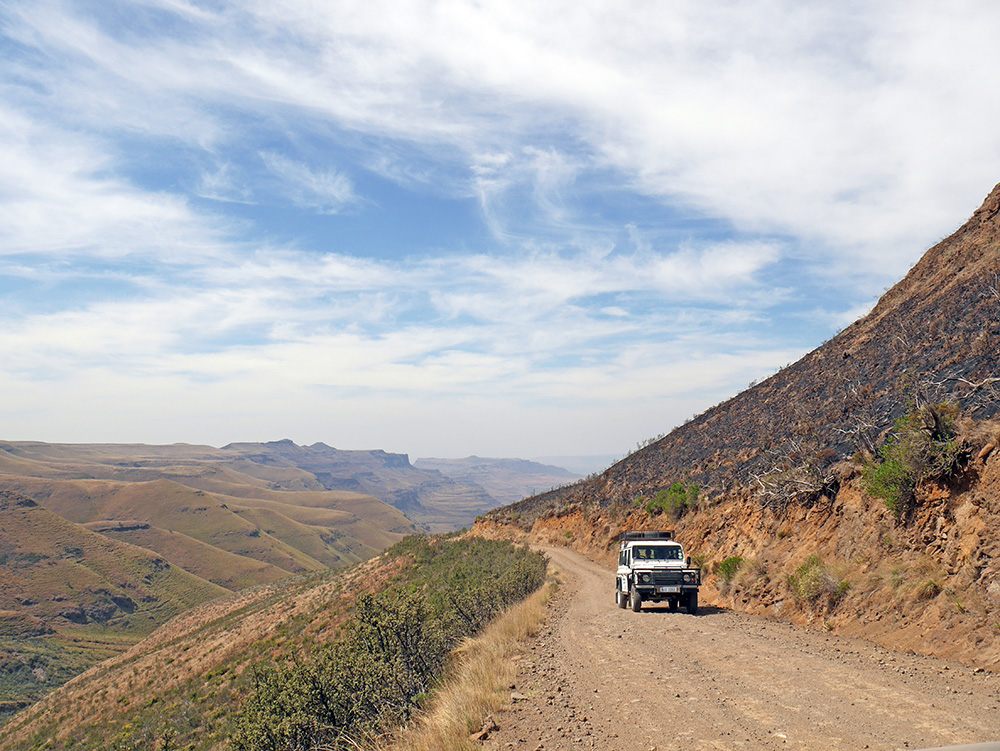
xmin=414 ymin=456 xmax=579 ymax=506
xmin=223 ymin=440 xmax=499 ymax=531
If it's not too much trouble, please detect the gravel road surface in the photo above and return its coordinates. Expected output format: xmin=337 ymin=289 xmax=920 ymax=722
xmin=483 ymin=546 xmax=1000 ymax=751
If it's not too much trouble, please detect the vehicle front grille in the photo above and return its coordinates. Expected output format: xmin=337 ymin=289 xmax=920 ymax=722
xmin=650 ymin=571 xmax=684 ymax=586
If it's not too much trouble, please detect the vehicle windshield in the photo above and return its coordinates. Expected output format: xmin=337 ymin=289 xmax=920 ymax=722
xmin=632 ymin=545 xmax=682 ymax=561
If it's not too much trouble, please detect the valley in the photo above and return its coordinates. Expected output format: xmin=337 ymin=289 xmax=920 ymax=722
xmin=0 ymin=438 xmax=581 ymax=721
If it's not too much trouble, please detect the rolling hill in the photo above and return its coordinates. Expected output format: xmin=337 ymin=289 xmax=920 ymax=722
xmin=0 ymin=490 xmax=228 ymax=716
xmin=0 ymin=442 xmax=423 ymax=717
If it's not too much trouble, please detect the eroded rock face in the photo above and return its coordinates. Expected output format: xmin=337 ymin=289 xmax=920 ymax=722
xmin=475 ymin=444 xmax=1000 ymax=671
xmin=988 ymin=580 xmax=1000 ymax=603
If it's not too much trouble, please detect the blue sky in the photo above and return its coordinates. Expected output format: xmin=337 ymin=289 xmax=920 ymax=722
xmin=3 ymin=0 xmax=1000 ymax=461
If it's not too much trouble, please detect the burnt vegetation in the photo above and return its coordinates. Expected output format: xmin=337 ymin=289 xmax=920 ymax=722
xmin=490 ymin=183 xmax=1000 ymax=528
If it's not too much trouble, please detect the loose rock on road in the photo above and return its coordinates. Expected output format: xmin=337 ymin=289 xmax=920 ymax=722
xmin=484 ymin=546 xmax=1000 ymax=751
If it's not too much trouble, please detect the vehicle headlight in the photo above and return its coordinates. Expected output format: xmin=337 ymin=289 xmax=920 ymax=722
xmin=638 ymin=572 xmax=651 ymax=583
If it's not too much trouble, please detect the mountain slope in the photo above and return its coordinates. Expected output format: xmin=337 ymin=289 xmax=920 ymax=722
xmin=0 ymin=490 xmax=227 ymax=715
xmin=496 ymin=183 xmax=1000 ymax=520
xmin=0 ymin=477 xmax=347 ymax=573
xmin=479 ymin=181 xmax=1000 ymax=670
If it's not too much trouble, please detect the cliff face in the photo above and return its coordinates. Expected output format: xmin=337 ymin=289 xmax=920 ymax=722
xmin=477 ymin=182 xmax=1000 ymax=670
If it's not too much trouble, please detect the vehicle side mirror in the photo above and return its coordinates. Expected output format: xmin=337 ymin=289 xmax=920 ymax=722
xmin=686 ymin=556 xmax=691 ymax=567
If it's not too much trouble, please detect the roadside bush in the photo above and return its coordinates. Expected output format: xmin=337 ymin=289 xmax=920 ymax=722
xmin=232 ymin=537 xmax=546 ymax=750
xmin=645 ymin=483 xmax=699 ymax=520
xmin=715 ymin=556 xmax=744 ymax=584
xmin=787 ymin=556 xmax=830 ymax=601
xmin=863 ymin=403 xmax=962 ymax=518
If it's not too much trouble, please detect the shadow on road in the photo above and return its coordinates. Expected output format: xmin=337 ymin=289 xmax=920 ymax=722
xmin=638 ymin=604 xmax=728 ymax=617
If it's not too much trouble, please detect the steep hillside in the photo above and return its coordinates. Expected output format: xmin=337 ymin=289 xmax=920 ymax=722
xmin=495 ymin=184 xmax=1000 ymax=517
xmin=479 ymin=181 xmax=1000 ymax=670
xmin=0 ymin=553 xmax=388 ymax=748
xmin=0 ymin=537 xmax=547 ymax=751
xmin=414 ymin=456 xmax=579 ymax=505
xmin=492 ymin=182 xmax=1000 ymax=521
xmin=0 ymin=476 xmax=390 ymax=575
xmin=0 ymin=491 xmax=227 ymax=715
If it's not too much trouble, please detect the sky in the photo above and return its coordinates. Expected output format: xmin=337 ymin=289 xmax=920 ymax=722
xmin=3 ymin=0 xmax=1000 ymax=463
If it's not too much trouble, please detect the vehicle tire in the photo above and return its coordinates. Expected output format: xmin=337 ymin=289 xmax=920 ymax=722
xmin=687 ymin=591 xmax=698 ymax=615
xmin=617 ymin=588 xmax=627 ymax=609
xmin=630 ymin=587 xmax=642 ymax=612
xmin=667 ymin=598 xmax=677 ymax=611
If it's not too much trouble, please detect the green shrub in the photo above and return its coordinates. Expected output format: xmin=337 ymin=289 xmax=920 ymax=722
xmin=833 ymin=580 xmax=851 ymax=605
xmin=716 ymin=557 xmax=744 ymax=584
xmin=917 ymin=579 xmax=941 ymax=600
xmin=232 ymin=537 xmax=546 ymax=750
xmin=863 ymin=404 xmax=962 ymax=518
xmin=787 ymin=555 xmax=829 ymax=601
xmin=645 ymin=483 xmax=700 ymax=520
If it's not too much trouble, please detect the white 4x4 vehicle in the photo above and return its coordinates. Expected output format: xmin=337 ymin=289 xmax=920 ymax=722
xmin=615 ymin=531 xmax=701 ymax=613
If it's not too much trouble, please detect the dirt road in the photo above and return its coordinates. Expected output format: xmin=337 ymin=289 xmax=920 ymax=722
xmin=484 ymin=546 xmax=1000 ymax=751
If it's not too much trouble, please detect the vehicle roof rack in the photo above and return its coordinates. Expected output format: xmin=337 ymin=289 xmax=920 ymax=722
xmin=618 ymin=531 xmax=674 ymax=541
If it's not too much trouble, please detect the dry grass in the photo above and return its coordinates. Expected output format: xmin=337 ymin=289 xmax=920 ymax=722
xmin=382 ymin=574 xmax=559 ymax=751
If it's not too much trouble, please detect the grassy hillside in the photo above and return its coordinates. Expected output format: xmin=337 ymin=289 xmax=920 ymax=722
xmin=88 ymin=523 xmax=289 ymax=591
xmin=0 ymin=537 xmax=547 ymax=751
xmin=0 ymin=445 xmax=423 ymax=717
xmin=0 ymin=490 xmax=227 ymax=716
xmin=0 ymin=477 xmax=367 ymax=574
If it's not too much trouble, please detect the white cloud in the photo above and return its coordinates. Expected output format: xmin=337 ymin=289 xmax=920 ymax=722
xmin=0 ymin=105 xmax=234 ymax=261
xmin=195 ymin=163 xmax=255 ymax=204
xmin=259 ymin=152 xmax=357 ymax=213
xmin=4 ymin=0 xmax=1000 ymax=456
xmin=176 ymin=0 xmax=1000 ymax=268
xmin=10 ymin=1 xmax=1000 ymax=268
